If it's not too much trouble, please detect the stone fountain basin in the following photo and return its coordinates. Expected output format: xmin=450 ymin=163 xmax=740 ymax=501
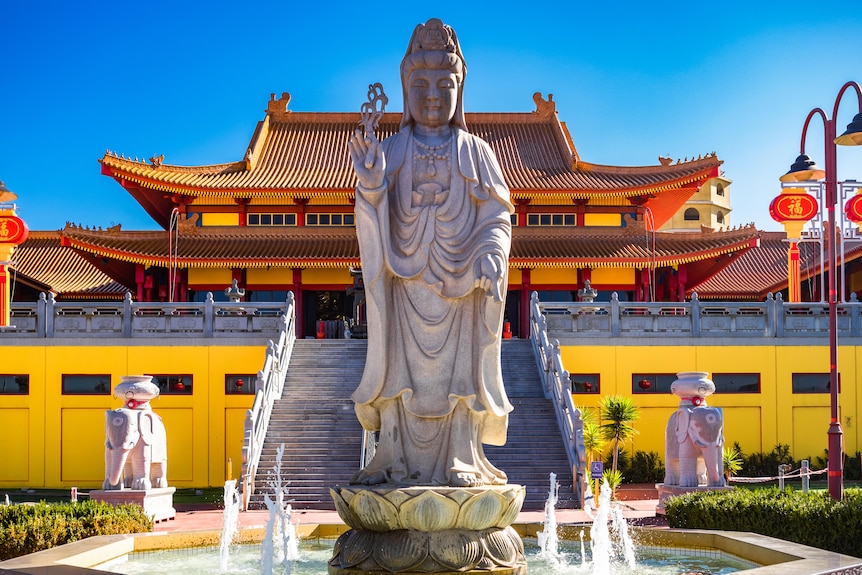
xmin=2 ymin=523 xmax=861 ymax=575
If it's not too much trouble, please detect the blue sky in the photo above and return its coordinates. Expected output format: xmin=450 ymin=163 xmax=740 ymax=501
xmin=2 ymin=1 xmax=861 ymax=232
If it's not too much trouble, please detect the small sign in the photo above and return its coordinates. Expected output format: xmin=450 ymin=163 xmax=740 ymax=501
xmin=590 ymin=461 xmax=603 ymax=479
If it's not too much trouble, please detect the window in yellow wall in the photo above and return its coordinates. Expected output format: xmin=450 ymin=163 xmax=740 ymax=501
xmin=712 ymin=373 xmax=760 ymax=393
xmin=0 ymin=374 xmax=28 ymax=394
xmin=150 ymin=374 xmax=193 ymax=394
xmin=62 ymin=374 xmax=111 ymax=395
xmin=226 ymin=374 xmax=257 ymax=395
xmin=248 ymin=213 xmax=297 ymax=226
xmin=527 ymin=213 xmax=576 ymax=226
xmin=570 ymin=373 xmax=599 ymax=394
xmin=792 ymin=373 xmax=839 ymax=394
xmin=306 ymin=213 xmax=354 ymax=226
xmin=631 ymin=373 xmax=676 ymax=394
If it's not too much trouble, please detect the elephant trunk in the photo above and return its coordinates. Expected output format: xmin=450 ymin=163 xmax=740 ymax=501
xmin=107 ymin=449 xmax=130 ymax=487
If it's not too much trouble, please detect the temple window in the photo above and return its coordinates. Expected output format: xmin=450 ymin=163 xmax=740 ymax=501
xmin=711 ymin=373 xmax=760 ymax=393
xmin=792 ymin=373 xmax=838 ymax=394
xmin=526 ymin=213 xmax=576 ymax=226
xmin=150 ymin=374 xmax=193 ymax=394
xmin=305 ymin=213 xmax=355 ymax=226
xmin=683 ymin=208 xmax=700 ymax=221
xmin=716 ymin=183 xmax=725 ymax=196
xmin=569 ymin=373 xmax=600 ymax=394
xmin=716 ymin=211 xmax=725 ymax=224
xmin=248 ymin=213 xmax=297 ymax=226
xmin=631 ymin=373 xmax=676 ymax=394
xmin=225 ymin=374 xmax=256 ymax=395
xmin=62 ymin=374 xmax=111 ymax=395
xmin=0 ymin=374 xmax=29 ymax=395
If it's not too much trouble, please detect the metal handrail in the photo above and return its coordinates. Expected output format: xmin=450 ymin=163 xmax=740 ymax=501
xmin=240 ymin=292 xmax=296 ymax=510
xmin=529 ymin=291 xmax=587 ymax=507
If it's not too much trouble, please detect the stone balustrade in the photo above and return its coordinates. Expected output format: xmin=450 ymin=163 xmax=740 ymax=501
xmin=536 ymin=292 xmax=862 ymax=339
xmin=2 ymin=292 xmax=289 ymax=338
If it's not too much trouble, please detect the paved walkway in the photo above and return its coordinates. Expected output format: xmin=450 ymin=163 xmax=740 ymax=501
xmin=155 ymin=499 xmax=665 ymax=533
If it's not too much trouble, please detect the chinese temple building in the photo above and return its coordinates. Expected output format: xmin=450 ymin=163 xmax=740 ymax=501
xmin=29 ymin=92 xmax=766 ymax=338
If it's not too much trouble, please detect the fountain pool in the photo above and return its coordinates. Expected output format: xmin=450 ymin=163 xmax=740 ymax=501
xmin=96 ymin=537 xmax=757 ymax=575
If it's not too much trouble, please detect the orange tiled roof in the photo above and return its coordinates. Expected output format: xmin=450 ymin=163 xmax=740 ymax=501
xmin=59 ymin=222 xmax=759 ymax=275
xmin=12 ymin=231 xmax=129 ymax=300
xmin=510 ymin=224 xmax=760 ymax=269
xmin=690 ymin=231 xmax=862 ymax=300
xmin=60 ymin=225 xmax=362 ymax=268
xmin=100 ymin=98 xmax=721 ymax=229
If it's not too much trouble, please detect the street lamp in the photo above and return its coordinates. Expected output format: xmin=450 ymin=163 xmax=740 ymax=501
xmin=779 ymin=81 xmax=862 ymax=500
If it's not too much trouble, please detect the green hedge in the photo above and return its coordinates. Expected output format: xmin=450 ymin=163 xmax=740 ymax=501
xmin=0 ymin=500 xmax=153 ymax=560
xmin=665 ymin=487 xmax=862 ymax=557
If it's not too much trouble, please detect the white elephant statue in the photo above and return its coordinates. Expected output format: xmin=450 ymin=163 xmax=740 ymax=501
xmin=103 ymin=375 xmax=168 ymax=491
xmin=663 ymin=371 xmax=725 ymax=488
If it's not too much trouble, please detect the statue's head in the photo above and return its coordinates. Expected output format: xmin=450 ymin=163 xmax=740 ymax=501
xmin=400 ymin=18 xmax=467 ymax=130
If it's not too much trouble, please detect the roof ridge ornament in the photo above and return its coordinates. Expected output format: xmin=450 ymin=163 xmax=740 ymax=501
xmin=532 ymin=92 xmax=556 ymax=120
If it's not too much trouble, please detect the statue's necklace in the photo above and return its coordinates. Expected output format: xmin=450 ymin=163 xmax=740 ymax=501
xmin=414 ymin=137 xmax=451 ymax=178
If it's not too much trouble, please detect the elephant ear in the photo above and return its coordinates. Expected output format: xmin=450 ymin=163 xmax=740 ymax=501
xmin=675 ymin=408 xmax=691 ymax=444
xmin=139 ymin=412 xmax=155 ymax=445
xmin=107 ymin=409 xmax=138 ymax=450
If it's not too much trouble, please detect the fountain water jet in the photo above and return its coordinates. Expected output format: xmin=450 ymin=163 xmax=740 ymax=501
xmin=219 ymin=479 xmax=240 ymax=571
xmin=536 ymin=473 xmax=563 ymax=567
xmin=261 ymin=444 xmax=300 ymax=575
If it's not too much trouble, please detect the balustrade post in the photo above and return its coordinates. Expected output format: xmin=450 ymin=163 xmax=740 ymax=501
xmin=204 ymin=292 xmax=214 ymax=337
xmin=46 ymin=292 xmax=56 ymax=337
xmin=610 ymin=292 xmax=620 ymax=336
xmin=772 ymin=293 xmax=783 ymax=337
xmin=691 ymin=292 xmax=701 ymax=336
xmin=37 ymin=292 xmax=47 ymax=337
xmin=850 ymin=293 xmax=861 ymax=337
xmin=122 ymin=292 xmax=133 ymax=337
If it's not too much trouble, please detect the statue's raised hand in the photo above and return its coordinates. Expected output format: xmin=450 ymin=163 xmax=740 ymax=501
xmin=348 ymin=129 xmax=386 ymax=190
xmin=474 ymin=253 xmax=504 ymax=302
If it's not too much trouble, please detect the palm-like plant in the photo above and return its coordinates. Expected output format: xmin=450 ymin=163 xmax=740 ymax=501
xmin=577 ymin=407 xmax=605 ymax=467
xmin=598 ymin=395 xmax=640 ymax=473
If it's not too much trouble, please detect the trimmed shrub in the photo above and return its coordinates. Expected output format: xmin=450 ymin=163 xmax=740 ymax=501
xmin=0 ymin=500 xmax=153 ymax=560
xmin=665 ymin=487 xmax=862 ymax=557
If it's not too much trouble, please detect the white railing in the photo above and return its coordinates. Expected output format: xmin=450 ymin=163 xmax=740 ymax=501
xmin=4 ymin=291 xmax=289 ymax=338
xmin=529 ymin=291 xmax=587 ymax=508
xmin=240 ymin=292 xmax=296 ymax=510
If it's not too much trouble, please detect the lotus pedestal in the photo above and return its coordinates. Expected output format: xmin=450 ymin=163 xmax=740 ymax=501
xmin=329 ymin=484 xmax=526 ymax=575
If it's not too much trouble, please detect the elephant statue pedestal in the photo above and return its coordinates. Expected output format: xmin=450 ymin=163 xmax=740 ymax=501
xmin=656 ymin=371 xmax=733 ymax=515
xmin=89 ymin=487 xmax=176 ymax=522
xmin=91 ymin=375 xmax=176 ymax=522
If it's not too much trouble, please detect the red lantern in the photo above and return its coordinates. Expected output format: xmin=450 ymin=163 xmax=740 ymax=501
xmin=638 ymin=378 xmax=652 ymax=391
xmin=584 ymin=382 xmax=593 ymax=392
xmin=845 ymin=194 xmax=862 ymax=223
xmin=175 ymin=377 xmax=185 ymax=391
xmin=236 ymin=378 xmax=244 ymax=390
xmin=0 ymin=215 xmax=29 ymax=245
xmin=769 ymin=191 xmax=818 ymax=223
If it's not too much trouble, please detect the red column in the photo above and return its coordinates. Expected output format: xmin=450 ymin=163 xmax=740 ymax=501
xmin=519 ymin=268 xmax=531 ymax=338
xmin=292 ymin=268 xmax=304 ymax=338
xmin=0 ymin=266 xmax=7 ymax=327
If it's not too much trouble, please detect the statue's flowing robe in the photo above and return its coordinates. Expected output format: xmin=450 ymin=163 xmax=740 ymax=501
xmin=352 ymin=126 xmax=515 ymax=486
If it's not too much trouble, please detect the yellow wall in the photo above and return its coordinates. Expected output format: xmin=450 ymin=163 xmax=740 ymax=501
xmin=247 ymin=268 xmax=295 ymax=285
xmin=591 ymin=268 xmax=635 ymax=285
xmin=584 ymin=213 xmax=621 ymax=227
xmin=302 ymin=268 xmax=353 ymax=285
xmin=3 ymin=338 xmax=860 ymax=488
xmin=0 ymin=344 xmax=260 ymax=489
xmin=188 ymin=268 xmax=233 ymax=285
xmin=560 ymin=343 xmax=860 ymax=461
xmin=201 ymin=213 xmax=239 ymax=226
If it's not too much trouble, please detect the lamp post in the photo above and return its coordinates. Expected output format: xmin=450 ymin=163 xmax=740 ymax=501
xmin=779 ymin=81 xmax=862 ymax=500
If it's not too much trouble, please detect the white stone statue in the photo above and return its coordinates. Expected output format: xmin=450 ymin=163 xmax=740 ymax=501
xmin=347 ymin=17 xmax=515 ymax=488
xmin=663 ymin=372 xmax=725 ymax=487
xmin=103 ymin=376 xmax=168 ymax=490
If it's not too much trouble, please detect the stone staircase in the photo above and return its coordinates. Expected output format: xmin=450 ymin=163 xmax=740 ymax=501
xmin=248 ymin=338 xmax=578 ymax=510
